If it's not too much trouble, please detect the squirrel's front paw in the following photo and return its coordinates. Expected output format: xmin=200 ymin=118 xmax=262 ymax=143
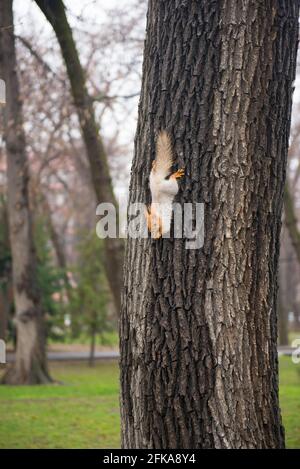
xmin=171 ymin=168 xmax=185 ymax=179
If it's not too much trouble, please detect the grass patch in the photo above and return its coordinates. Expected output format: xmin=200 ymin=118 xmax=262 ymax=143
xmin=0 ymin=357 xmax=299 ymax=448
xmin=0 ymin=361 xmax=120 ymax=449
xmin=279 ymin=356 xmax=300 ymax=448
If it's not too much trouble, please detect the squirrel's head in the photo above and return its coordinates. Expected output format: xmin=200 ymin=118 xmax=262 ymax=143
xmin=151 ymin=160 xmax=157 ymax=172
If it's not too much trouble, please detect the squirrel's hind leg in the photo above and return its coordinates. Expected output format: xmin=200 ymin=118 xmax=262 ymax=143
xmin=152 ymin=218 xmax=162 ymax=239
xmin=144 ymin=206 xmax=152 ymax=231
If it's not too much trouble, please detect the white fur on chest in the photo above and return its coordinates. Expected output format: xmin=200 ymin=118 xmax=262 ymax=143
xmin=149 ymin=170 xmax=179 ymax=235
xmin=149 ymin=171 xmax=179 ymax=204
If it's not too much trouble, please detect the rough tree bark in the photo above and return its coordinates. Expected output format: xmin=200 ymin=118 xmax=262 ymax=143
xmin=0 ymin=0 xmax=52 ymax=384
xmin=35 ymin=0 xmax=123 ymax=312
xmin=120 ymin=0 xmax=299 ymax=449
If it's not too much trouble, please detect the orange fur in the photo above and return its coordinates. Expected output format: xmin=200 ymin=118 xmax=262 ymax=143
xmin=145 ymin=205 xmax=162 ymax=239
xmin=170 ymin=168 xmax=185 ymax=180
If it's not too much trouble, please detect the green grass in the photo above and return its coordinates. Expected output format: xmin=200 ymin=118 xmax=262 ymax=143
xmin=47 ymin=330 xmax=119 ymax=347
xmin=279 ymin=356 xmax=300 ymax=448
xmin=0 ymin=357 xmax=299 ymax=448
xmin=0 ymin=361 xmax=120 ymax=449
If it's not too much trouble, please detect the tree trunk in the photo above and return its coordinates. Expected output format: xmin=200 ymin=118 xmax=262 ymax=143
xmin=89 ymin=325 xmax=96 ymax=367
xmin=41 ymin=193 xmax=67 ymax=272
xmin=120 ymin=0 xmax=299 ymax=449
xmin=278 ymin=226 xmax=291 ymax=346
xmin=0 ymin=282 xmax=11 ymax=341
xmin=0 ymin=290 xmax=8 ymax=341
xmin=0 ymin=0 xmax=52 ymax=384
xmin=39 ymin=190 xmax=73 ymax=304
xmin=35 ymin=0 xmax=124 ymax=313
xmin=294 ymin=308 xmax=300 ymax=331
xmin=0 ymin=200 xmax=11 ymax=341
xmin=278 ymin=296 xmax=289 ymax=346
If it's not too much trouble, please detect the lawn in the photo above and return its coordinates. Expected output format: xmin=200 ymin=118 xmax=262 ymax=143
xmin=0 ymin=357 xmax=299 ymax=448
xmin=278 ymin=356 xmax=300 ymax=448
xmin=0 ymin=361 xmax=120 ymax=448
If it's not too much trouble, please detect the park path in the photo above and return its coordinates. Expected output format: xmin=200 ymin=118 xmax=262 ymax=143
xmin=5 ymin=346 xmax=297 ymax=362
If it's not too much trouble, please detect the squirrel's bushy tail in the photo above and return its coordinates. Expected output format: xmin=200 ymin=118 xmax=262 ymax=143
xmin=155 ymin=130 xmax=174 ymax=175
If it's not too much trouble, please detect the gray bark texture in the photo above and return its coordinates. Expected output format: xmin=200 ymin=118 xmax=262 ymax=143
xmin=120 ymin=0 xmax=299 ymax=449
xmin=0 ymin=0 xmax=51 ymax=384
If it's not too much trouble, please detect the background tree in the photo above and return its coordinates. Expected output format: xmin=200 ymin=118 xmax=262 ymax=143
xmin=0 ymin=0 xmax=145 ymax=349
xmin=0 ymin=0 xmax=51 ymax=384
xmin=120 ymin=0 xmax=299 ymax=449
xmin=0 ymin=196 xmax=11 ymax=342
xmin=33 ymin=214 xmax=65 ymax=341
xmin=69 ymin=234 xmax=112 ymax=366
xmin=278 ymin=225 xmax=291 ymax=346
xmin=35 ymin=0 xmax=125 ymax=312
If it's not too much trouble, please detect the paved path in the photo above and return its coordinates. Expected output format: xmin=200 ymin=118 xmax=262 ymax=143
xmin=6 ymin=350 xmax=119 ymax=363
xmin=277 ymin=346 xmax=298 ymax=357
xmin=5 ymin=346 xmax=298 ymax=363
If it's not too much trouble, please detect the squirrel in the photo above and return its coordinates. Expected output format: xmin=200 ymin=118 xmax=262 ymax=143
xmin=145 ymin=130 xmax=184 ymax=239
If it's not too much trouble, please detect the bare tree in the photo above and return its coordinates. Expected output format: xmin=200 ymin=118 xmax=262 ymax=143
xmin=120 ymin=0 xmax=299 ymax=449
xmin=0 ymin=0 xmax=51 ymax=384
xmin=35 ymin=0 xmax=125 ymax=312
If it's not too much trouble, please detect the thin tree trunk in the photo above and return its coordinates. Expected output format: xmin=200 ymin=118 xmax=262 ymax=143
xmin=35 ymin=0 xmax=124 ymax=313
xmin=40 ymin=190 xmax=73 ymax=304
xmin=0 ymin=0 xmax=52 ymax=384
xmin=0 ymin=200 xmax=10 ymax=341
xmin=0 ymin=281 xmax=11 ymax=342
xmin=278 ymin=226 xmax=290 ymax=346
xmin=294 ymin=309 xmax=300 ymax=331
xmin=0 ymin=290 xmax=8 ymax=341
xmin=278 ymin=296 xmax=289 ymax=346
xmin=89 ymin=325 xmax=96 ymax=367
xmin=42 ymin=194 xmax=67 ymax=272
xmin=120 ymin=0 xmax=299 ymax=449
